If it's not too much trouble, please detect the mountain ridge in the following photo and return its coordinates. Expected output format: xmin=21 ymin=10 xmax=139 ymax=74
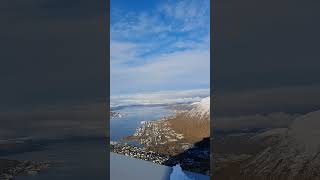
xmin=187 ymin=96 xmax=210 ymax=120
xmin=242 ymin=110 xmax=320 ymax=180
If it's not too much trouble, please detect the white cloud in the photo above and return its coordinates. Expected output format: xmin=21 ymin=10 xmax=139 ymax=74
xmin=111 ymin=11 xmax=172 ymax=40
xmin=110 ymin=41 xmax=138 ymax=64
xmin=110 ymin=0 xmax=210 ymax=95
xmin=159 ymin=0 xmax=210 ymax=31
xmin=111 ymin=48 xmax=210 ymax=94
xmin=111 ymin=88 xmax=209 ymax=107
xmin=111 ymin=0 xmax=209 ymax=39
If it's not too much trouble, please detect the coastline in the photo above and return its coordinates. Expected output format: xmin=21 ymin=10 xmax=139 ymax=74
xmin=0 ymin=159 xmax=49 ymax=180
xmin=111 ymin=100 xmax=210 ymax=175
xmin=0 ymin=137 xmax=107 ymax=180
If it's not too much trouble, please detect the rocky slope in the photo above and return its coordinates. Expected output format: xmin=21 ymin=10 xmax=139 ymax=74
xmin=170 ymin=96 xmax=210 ymax=140
xmin=0 ymin=159 xmax=49 ymax=180
xmin=242 ymin=110 xmax=320 ymax=180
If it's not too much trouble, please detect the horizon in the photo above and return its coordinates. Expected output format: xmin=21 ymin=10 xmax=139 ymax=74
xmin=110 ymin=88 xmax=210 ymax=107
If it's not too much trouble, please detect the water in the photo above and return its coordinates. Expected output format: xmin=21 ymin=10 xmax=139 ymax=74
xmin=0 ymin=105 xmax=172 ymax=179
xmin=2 ymin=139 xmax=108 ymax=180
xmin=110 ymin=105 xmax=173 ymax=141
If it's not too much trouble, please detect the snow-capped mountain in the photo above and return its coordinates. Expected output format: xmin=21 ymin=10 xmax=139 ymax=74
xmin=187 ymin=96 xmax=210 ymax=120
xmin=242 ymin=110 xmax=320 ymax=180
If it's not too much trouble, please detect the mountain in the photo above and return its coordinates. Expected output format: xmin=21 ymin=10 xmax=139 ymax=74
xmin=250 ymin=128 xmax=288 ymax=147
xmin=242 ymin=110 xmax=320 ymax=180
xmin=167 ymin=96 xmax=210 ymax=143
xmin=187 ymin=96 xmax=210 ymax=120
xmin=123 ymin=97 xmax=211 ymax=175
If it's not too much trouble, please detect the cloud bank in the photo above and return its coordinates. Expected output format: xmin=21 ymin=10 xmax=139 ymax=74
xmin=111 ymin=88 xmax=209 ymax=108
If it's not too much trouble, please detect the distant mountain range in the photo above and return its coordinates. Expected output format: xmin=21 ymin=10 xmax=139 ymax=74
xmin=110 ymin=93 xmax=209 ymax=111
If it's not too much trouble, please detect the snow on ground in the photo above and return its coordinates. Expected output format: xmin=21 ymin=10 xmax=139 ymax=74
xmin=170 ymin=164 xmax=194 ymax=180
xmin=110 ymin=153 xmax=209 ymax=180
xmin=290 ymin=110 xmax=320 ymax=154
xmin=188 ymin=96 xmax=210 ymax=119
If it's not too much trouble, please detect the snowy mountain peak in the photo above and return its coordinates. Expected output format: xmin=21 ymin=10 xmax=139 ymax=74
xmin=188 ymin=96 xmax=210 ymax=120
xmin=290 ymin=110 xmax=320 ymax=154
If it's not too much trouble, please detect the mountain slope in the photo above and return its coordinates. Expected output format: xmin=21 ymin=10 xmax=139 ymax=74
xmin=187 ymin=96 xmax=210 ymax=120
xmin=168 ymin=97 xmax=210 ymax=141
xmin=242 ymin=110 xmax=320 ymax=180
xmin=130 ymin=97 xmax=211 ymax=149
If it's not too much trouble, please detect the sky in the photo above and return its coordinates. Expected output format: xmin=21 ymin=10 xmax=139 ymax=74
xmin=0 ymin=0 xmax=107 ymax=110
xmin=110 ymin=0 xmax=210 ymax=96
xmin=212 ymin=0 xmax=320 ymax=130
xmin=0 ymin=0 xmax=108 ymax=139
xmin=1 ymin=0 xmax=320 ymax=137
xmin=213 ymin=0 xmax=320 ymax=93
xmin=213 ymin=0 xmax=320 ymax=111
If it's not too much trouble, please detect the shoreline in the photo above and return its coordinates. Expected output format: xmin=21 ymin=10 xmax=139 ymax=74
xmin=0 ymin=159 xmax=49 ymax=180
xmin=110 ymin=139 xmax=210 ymax=175
xmin=112 ymin=111 xmax=210 ymax=175
xmin=110 ymin=98 xmax=210 ymax=175
xmin=110 ymin=142 xmax=169 ymax=164
xmin=0 ymin=137 xmax=107 ymax=180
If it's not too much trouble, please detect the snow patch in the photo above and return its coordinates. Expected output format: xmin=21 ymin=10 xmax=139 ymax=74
xmin=188 ymin=96 xmax=210 ymax=119
xmin=290 ymin=110 xmax=320 ymax=154
xmin=170 ymin=164 xmax=194 ymax=180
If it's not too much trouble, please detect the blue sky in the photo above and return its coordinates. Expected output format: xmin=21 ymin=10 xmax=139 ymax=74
xmin=111 ymin=0 xmax=210 ymax=96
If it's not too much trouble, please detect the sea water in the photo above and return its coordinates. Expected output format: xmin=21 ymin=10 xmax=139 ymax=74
xmin=110 ymin=105 xmax=173 ymax=141
xmin=2 ymin=105 xmax=173 ymax=180
xmin=2 ymin=139 xmax=107 ymax=180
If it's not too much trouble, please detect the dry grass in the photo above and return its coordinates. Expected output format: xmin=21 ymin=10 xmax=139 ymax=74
xmin=167 ymin=113 xmax=210 ymax=143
